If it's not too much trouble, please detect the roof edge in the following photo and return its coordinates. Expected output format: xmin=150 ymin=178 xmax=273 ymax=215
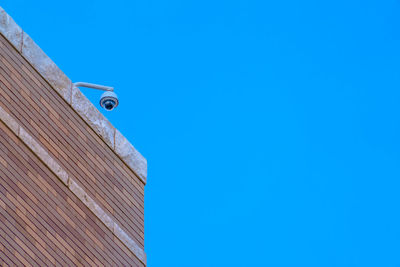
xmin=0 ymin=6 xmax=147 ymax=184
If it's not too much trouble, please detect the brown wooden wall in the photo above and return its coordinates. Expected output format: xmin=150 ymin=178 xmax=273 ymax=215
xmin=0 ymin=32 xmax=145 ymax=266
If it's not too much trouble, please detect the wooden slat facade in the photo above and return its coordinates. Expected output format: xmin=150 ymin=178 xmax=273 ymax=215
xmin=0 ymin=32 xmax=145 ymax=266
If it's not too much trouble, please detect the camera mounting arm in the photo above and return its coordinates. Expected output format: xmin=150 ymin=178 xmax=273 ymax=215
xmin=73 ymin=82 xmax=114 ymax=92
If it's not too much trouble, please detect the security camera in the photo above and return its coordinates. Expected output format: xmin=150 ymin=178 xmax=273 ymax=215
xmin=73 ymin=82 xmax=119 ymax=111
xmin=100 ymin=91 xmax=119 ymax=111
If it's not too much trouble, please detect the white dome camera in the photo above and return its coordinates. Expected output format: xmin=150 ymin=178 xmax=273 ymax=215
xmin=73 ymin=82 xmax=119 ymax=111
xmin=100 ymin=91 xmax=119 ymax=111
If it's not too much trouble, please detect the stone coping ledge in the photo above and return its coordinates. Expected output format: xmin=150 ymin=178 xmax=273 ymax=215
xmin=0 ymin=6 xmax=147 ymax=184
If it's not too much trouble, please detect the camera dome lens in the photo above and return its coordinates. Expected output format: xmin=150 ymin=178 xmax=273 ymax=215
xmin=103 ymin=99 xmax=116 ymax=110
xmin=99 ymin=91 xmax=118 ymax=111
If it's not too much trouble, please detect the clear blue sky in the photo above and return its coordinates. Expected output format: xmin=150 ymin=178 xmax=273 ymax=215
xmin=3 ymin=1 xmax=400 ymax=266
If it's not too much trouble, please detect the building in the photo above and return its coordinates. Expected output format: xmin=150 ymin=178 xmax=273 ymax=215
xmin=0 ymin=6 xmax=147 ymax=266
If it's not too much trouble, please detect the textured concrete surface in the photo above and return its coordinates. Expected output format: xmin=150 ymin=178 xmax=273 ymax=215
xmin=68 ymin=178 xmax=87 ymax=202
xmin=114 ymin=223 xmax=146 ymax=263
xmin=19 ymin=127 xmax=69 ymax=185
xmin=0 ymin=105 xmax=19 ymax=135
xmin=71 ymin=86 xmax=115 ymax=149
xmin=115 ymin=129 xmax=147 ymax=183
xmin=21 ymin=34 xmax=72 ymax=102
xmin=0 ymin=7 xmax=22 ymax=51
xmin=92 ymin=202 xmax=114 ymax=229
